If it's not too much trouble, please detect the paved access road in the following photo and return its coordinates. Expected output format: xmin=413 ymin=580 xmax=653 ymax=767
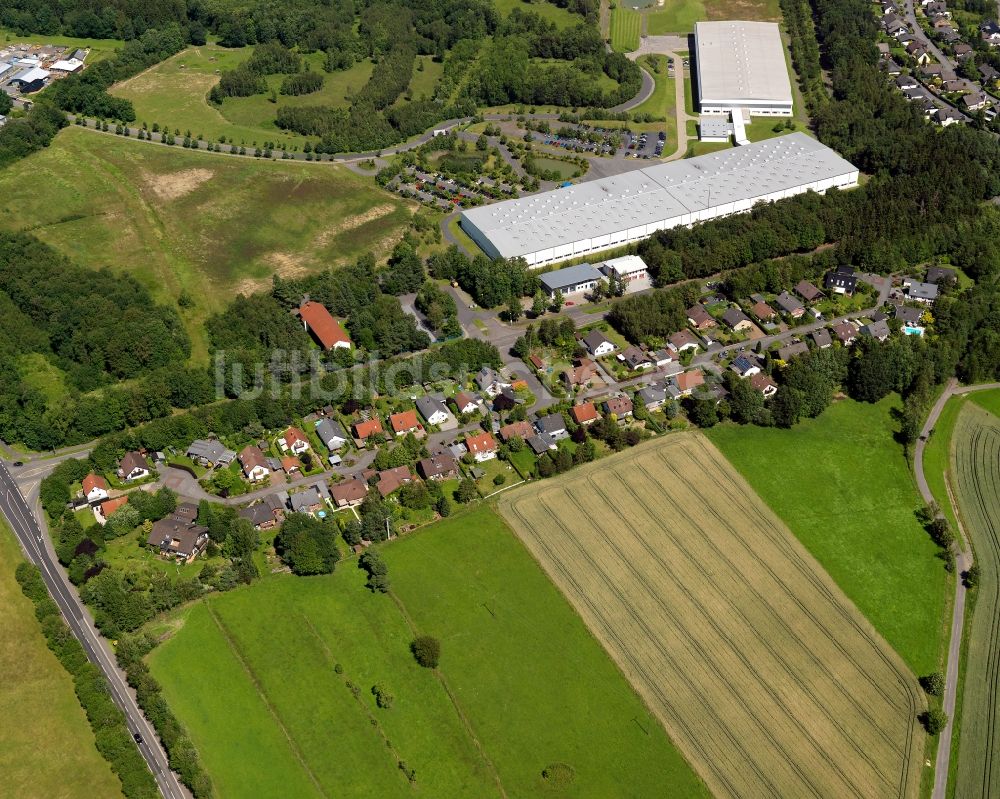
xmin=916 ymin=381 xmax=1000 ymax=799
xmin=0 ymin=460 xmax=187 ymax=799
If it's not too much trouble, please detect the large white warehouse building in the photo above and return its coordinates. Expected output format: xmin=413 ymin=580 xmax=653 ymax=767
xmin=459 ymin=133 xmax=858 ymax=267
xmin=694 ymin=21 xmax=794 ymax=116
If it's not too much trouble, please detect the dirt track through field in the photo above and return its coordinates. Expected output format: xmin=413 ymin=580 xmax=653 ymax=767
xmin=498 ymin=433 xmax=924 ymax=799
xmin=953 ymin=404 xmax=1000 ymax=798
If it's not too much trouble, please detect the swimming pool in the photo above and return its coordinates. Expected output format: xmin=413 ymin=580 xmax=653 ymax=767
xmin=902 ymin=325 xmax=924 ymax=336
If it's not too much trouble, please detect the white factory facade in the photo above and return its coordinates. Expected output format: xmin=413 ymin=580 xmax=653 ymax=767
xmin=459 ymin=133 xmax=859 ymax=267
xmin=694 ymin=21 xmax=794 ymax=116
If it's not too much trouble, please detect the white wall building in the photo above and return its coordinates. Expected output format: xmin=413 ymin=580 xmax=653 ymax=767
xmin=460 ymin=133 xmax=859 ymax=267
xmin=600 ymin=255 xmax=649 ymax=282
xmin=694 ymin=21 xmax=794 ymax=116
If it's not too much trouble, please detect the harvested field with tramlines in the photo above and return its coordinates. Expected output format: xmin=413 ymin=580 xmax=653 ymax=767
xmin=953 ymin=403 xmax=1000 ymax=799
xmin=498 ymin=433 xmax=924 ymax=799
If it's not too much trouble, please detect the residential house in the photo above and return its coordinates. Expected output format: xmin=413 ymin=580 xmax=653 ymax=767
xmin=824 ymin=265 xmax=857 ymax=295
xmin=668 ymin=329 xmax=701 ymax=353
xmin=980 ymin=63 xmax=1000 ymax=84
xmin=315 ymin=418 xmax=348 ymax=451
xmin=903 ymin=277 xmax=939 ymax=303
xmin=886 ymin=18 xmax=908 ymax=37
xmin=389 ymin=410 xmax=423 ymax=437
xmin=570 ymin=402 xmax=599 ymax=425
xmin=962 ymin=92 xmax=987 ymax=111
xmin=894 ymin=304 xmax=924 ymax=325
xmin=775 ymin=291 xmax=805 ymax=318
xmin=686 ymin=304 xmax=716 ymax=330
xmin=492 ymin=386 xmax=521 ymax=412
xmin=919 ymin=63 xmax=943 ymax=80
xmin=926 ymin=265 xmax=956 ymax=284
xmin=278 ymin=426 xmax=310 ymax=455
xmin=418 ymin=453 xmax=459 ymax=481
xmin=563 ymin=358 xmax=600 ymax=389
xmin=674 ymin=370 xmax=705 ymax=397
xmin=82 ymin=473 xmax=109 ymax=504
xmin=526 ymin=435 xmax=553 ymax=455
xmin=619 ymin=346 xmax=653 ymax=371
xmin=296 ymin=300 xmax=351 ymax=350
xmin=603 ymin=395 xmax=634 ymax=418
xmin=353 ymin=417 xmax=384 ymax=442
xmin=465 ymin=432 xmax=498 ymax=462
xmin=416 ymin=395 xmax=450 ymax=426
xmin=794 ymin=280 xmax=823 ymax=303
xmin=954 ymin=42 xmax=974 ymax=60
xmin=651 ymin=349 xmax=674 ymax=367
xmin=146 ymin=503 xmax=209 ymax=563
xmin=832 ymin=321 xmax=858 ymax=345
xmin=636 ymin=384 xmax=667 ymax=411
xmin=884 ymin=59 xmax=903 ymax=76
xmin=375 ymin=466 xmax=412 ymax=498
xmin=582 ymin=329 xmax=616 ymax=357
xmin=777 ymin=341 xmax=809 ymax=361
xmin=451 ymin=391 xmax=480 ymax=415
xmin=239 ymin=503 xmax=279 ymax=531
xmin=982 ymin=19 xmax=1000 ymax=45
xmin=186 ymin=439 xmax=236 ymax=467
xmin=499 ymin=420 xmax=534 ymax=442
xmin=290 ymin=485 xmax=326 ymax=514
xmin=281 ymin=456 xmax=301 ymax=475
xmin=475 ymin=367 xmax=508 ymax=398
xmin=750 ymin=373 xmax=779 ymax=398
xmin=118 ymin=451 xmax=151 ymax=482
xmin=896 ymin=73 xmax=918 ymax=91
xmin=937 ymin=106 xmax=963 ymax=125
xmin=750 ymin=300 xmax=777 ymax=322
xmin=730 ymin=353 xmax=762 ymax=378
xmin=906 ymin=42 xmax=931 ymax=63
xmin=239 ymin=446 xmax=270 ymax=482
xmin=330 ymin=478 xmax=369 ymax=508
xmin=535 ymin=413 xmax=569 ymax=441
xmin=861 ymin=320 xmax=891 ymax=341
xmin=96 ymin=496 xmax=128 ymax=524
xmin=811 ymin=328 xmax=833 ymax=349
xmin=722 ymin=307 xmax=755 ymax=333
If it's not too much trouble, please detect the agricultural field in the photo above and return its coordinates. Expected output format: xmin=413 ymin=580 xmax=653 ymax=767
xmin=707 ymin=397 xmax=950 ymax=677
xmin=499 ymin=434 xmax=924 ymax=799
xmin=148 ymin=507 xmax=704 ymax=798
xmin=0 ymin=523 xmax=123 ymax=799
xmin=0 ymin=127 xmax=415 ymax=362
xmin=952 ymin=403 xmax=1000 ymax=799
xmin=971 ymin=387 xmax=1000 ymax=418
xmin=610 ymin=6 xmax=642 ymax=53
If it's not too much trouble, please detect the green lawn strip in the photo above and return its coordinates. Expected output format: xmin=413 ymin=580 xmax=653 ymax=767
xmin=969 ymin=386 xmax=1000 ymax=417
xmin=386 ymin=506 xmax=708 ymax=797
xmin=610 ymin=6 xmax=641 ymax=53
xmin=0 ymin=127 xmax=414 ymax=365
xmin=149 ymin=602 xmax=322 ymax=799
xmin=646 ymin=0 xmax=706 ymax=34
xmin=922 ymin=392 xmax=967 ymax=532
xmin=707 ymin=397 xmax=950 ymax=676
xmin=632 ymin=55 xmax=675 ymax=124
xmin=0 ymin=523 xmax=123 ymax=799
xmin=508 ymin=448 xmax=538 ymax=478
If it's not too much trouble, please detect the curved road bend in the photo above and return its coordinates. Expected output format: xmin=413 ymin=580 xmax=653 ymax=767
xmin=915 ymin=381 xmax=1000 ymax=799
xmin=0 ymin=461 xmax=187 ymax=799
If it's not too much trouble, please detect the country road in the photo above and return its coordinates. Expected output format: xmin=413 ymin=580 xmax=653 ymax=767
xmin=915 ymin=380 xmax=1000 ymax=799
xmin=0 ymin=460 xmax=188 ymax=799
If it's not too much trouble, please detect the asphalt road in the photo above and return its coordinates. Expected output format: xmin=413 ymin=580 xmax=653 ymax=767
xmin=0 ymin=460 xmax=187 ymax=799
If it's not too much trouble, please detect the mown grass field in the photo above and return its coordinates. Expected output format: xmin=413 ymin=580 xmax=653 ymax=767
xmin=0 ymin=522 xmax=123 ymax=799
xmin=610 ymin=6 xmax=642 ymax=53
xmin=707 ymin=397 xmax=950 ymax=677
xmin=971 ymin=387 xmax=1000 ymax=418
xmin=499 ymin=433 xmax=924 ymax=799
xmin=148 ymin=507 xmax=704 ymax=798
xmin=646 ymin=0 xmax=705 ymax=34
xmin=0 ymin=127 xmax=414 ymax=362
xmin=952 ymin=403 xmax=1000 ymax=799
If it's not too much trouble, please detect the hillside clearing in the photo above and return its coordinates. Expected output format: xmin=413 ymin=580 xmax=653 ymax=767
xmin=499 ymin=433 xmax=924 ymax=799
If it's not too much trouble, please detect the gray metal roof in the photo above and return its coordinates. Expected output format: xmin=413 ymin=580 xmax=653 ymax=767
xmin=700 ymin=117 xmax=733 ymax=138
xmin=461 ymin=134 xmax=857 ymax=260
xmin=416 ymin=395 xmax=448 ymax=419
xmin=539 ymin=263 xmax=602 ymax=292
xmin=694 ymin=21 xmax=793 ymax=106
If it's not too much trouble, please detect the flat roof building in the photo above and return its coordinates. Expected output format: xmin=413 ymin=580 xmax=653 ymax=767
xmin=460 ymin=133 xmax=858 ymax=267
xmin=538 ymin=263 xmax=603 ymax=297
xmin=694 ymin=21 xmax=794 ymax=116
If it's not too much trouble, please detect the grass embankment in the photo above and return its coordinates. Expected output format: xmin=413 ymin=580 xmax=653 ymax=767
xmin=148 ymin=506 xmax=701 ymax=798
xmin=500 ymin=433 xmax=923 ymax=799
xmin=951 ymin=403 xmax=1000 ymax=799
xmin=0 ymin=127 xmax=414 ymax=363
xmin=707 ymin=397 xmax=950 ymax=677
xmin=0 ymin=522 xmax=123 ymax=799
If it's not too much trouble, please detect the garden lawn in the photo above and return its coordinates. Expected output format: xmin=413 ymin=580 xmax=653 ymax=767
xmin=0 ymin=127 xmax=414 ymax=363
xmin=148 ymin=507 xmax=703 ymax=798
xmin=0 ymin=523 xmax=123 ymax=799
xmin=707 ymin=396 xmax=950 ymax=676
